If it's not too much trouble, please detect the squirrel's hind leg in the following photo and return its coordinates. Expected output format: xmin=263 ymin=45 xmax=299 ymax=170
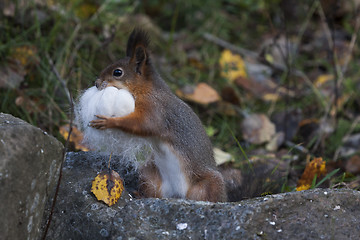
xmin=186 ymin=170 xmax=227 ymax=202
xmin=139 ymin=161 xmax=163 ymax=198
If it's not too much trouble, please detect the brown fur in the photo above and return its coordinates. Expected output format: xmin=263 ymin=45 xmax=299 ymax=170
xmin=187 ymin=170 xmax=227 ymax=202
xmin=139 ymin=161 xmax=163 ymax=198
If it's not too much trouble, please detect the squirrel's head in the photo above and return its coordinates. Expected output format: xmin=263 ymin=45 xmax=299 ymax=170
xmin=95 ymin=29 xmax=153 ymax=94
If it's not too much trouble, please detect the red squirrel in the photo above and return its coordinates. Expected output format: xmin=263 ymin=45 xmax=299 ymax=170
xmin=89 ymin=29 xmax=227 ymax=202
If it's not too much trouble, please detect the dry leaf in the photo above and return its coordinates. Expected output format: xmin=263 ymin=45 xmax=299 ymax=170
xmin=59 ymin=124 xmax=89 ymax=151
xmin=0 ymin=45 xmax=39 ymax=89
xmin=188 ymin=51 xmax=205 ymax=70
xmin=241 ymin=114 xmax=276 ymax=144
xmin=296 ymin=157 xmax=327 ymax=191
xmin=345 ymin=155 xmax=360 ymax=175
xmin=266 ymin=132 xmax=285 ymax=152
xmin=215 ymin=101 xmax=237 ymax=116
xmin=219 ymin=49 xmax=247 ymax=82
xmin=214 ymin=147 xmax=233 ymax=166
xmin=330 ymin=94 xmax=350 ymax=117
xmin=75 ymin=2 xmax=98 ymax=19
xmin=0 ymin=63 xmax=26 ymax=89
xmin=176 ymin=83 xmax=220 ymax=105
xmin=91 ymin=170 xmax=124 ymax=206
xmin=221 ymin=86 xmax=241 ymax=105
xmin=314 ymin=74 xmax=334 ymax=87
xmin=14 ymin=91 xmax=46 ymax=113
xmin=3 ymin=1 xmax=15 ymax=16
xmin=10 ymin=45 xmax=39 ymax=68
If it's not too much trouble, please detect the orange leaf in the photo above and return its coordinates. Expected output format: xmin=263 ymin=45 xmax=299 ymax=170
xmin=59 ymin=124 xmax=89 ymax=151
xmin=296 ymin=157 xmax=327 ymax=191
xmin=176 ymin=83 xmax=220 ymax=105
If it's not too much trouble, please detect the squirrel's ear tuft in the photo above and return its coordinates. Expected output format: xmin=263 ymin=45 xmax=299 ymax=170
xmin=126 ymin=28 xmax=150 ymax=58
xmin=126 ymin=28 xmax=150 ymax=75
xmin=134 ymin=46 xmax=147 ymax=74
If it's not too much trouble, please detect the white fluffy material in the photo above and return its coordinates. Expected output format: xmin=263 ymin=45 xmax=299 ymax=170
xmin=75 ymin=86 xmax=153 ymax=166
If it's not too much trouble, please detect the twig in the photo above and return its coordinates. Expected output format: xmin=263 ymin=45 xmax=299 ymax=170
xmin=340 ymin=12 xmax=360 ymax=83
xmin=203 ymin=31 xmax=312 ymax=82
xmin=311 ymin=2 xmax=340 ymax=153
xmin=46 ymin=54 xmax=72 ymax=104
xmin=285 ymin=141 xmax=309 ymax=154
xmin=319 ymin=2 xmax=341 ymax=120
xmin=202 ymin=32 xmax=258 ymax=58
xmin=313 ymin=3 xmax=360 ymax=154
xmin=42 ymin=56 xmax=74 ymax=240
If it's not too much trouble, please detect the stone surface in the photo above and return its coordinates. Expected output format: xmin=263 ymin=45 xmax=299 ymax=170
xmin=0 ymin=113 xmax=64 ymax=240
xmin=46 ymin=151 xmax=360 ymax=240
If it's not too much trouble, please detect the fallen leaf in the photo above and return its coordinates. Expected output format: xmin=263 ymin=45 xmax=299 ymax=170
xmin=234 ymin=75 xmax=294 ymax=101
xmin=345 ymin=155 xmax=360 ymax=175
xmin=0 ymin=63 xmax=26 ymax=89
xmin=219 ymin=49 xmax=247 ymax=82
xmin=176 ymin=82 xmax=220 ymax=105
xmin=272 ymin=109 xmax=303 ymax=141
xmin=59 ymin=124 xmax=89 ymax=151
xmin=3 ymin=1 xmax=15 ymax=16
xmin=188 ymin=51 xmax=205 ymax=70
xmin=348 ymin=176 xmax=360 ymax=189
xmin=214 ymin=147 xmax=233 ymax=166
xmin=260 ymin=35 xmax=297 ymax=68
xmin=265 ymin=132 xmax=285 ymax=152
xmin=215 ymin=101 xmax=237 ymax=116
xmin=337 ymin=133 xmax=360 ymax=157
xmin=91 ymin=170 xmax=124 ymax=206
xmin=221 ymin=86 xmax=241 ymax=105
xmin=241 ymin=113 xmax=276 ymax=144
xmin=330 ymin=94 xmax=350 ymax=117
xmin=296 ymin=157 xmax=327 ymax=191
xmin=314 ymin=74 xmax=334 ymax=87
xmin=0 ymin=45 xmax=39 ymax=89
xmin=14 ymin=91 xmax=46 ymax=113
xmin=205 ymin=126 xmax=217 ymax=137
xmin=10 ymin=45 xmax=39 ymax=68
xmin=262 ymin=93 xmax=280 ymax=101
xmin=75 ymin=2 xmax=99 ymax=19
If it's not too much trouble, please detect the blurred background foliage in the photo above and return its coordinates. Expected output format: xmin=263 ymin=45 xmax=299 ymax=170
xmin=1 ymin=0 xmax=360 ymax=197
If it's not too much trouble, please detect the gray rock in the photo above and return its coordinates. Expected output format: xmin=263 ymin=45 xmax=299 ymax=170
xmin=0 ymin=113 xmax=64 ymax=240
xmin=46 ymin=151 xmax=360 ymax=240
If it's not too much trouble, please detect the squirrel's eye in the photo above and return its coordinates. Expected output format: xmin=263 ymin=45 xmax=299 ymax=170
xmin=113 ymin=69 xmax=123 ymax=77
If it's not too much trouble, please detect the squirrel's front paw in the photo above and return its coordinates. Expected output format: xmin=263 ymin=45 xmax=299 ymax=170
xmin=90 ymin=115 xmax=110 ymax=130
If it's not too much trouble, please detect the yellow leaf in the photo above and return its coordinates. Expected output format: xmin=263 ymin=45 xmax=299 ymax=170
xmin=219 ymin=49 xmax=247 ymax=82
xmin=75 ymin=3 xmax=98 ymax=19
xmin=314 ymin=74 xmax=334 ymax=87
xmin=262 ymin=93 xmax=280 ymax=101
xmin=10 ymin=45 xmax=38 ymax=67
xmin=296 ymin=184 xmax=311 ymax=191
xmin=91 ymin=170 xmax=124 ymax=206
xmin=330 ymin=94 xmax=350 ymax=117
xmin=264 ymin=53 xmax=274 ymax=64
xmin=296 ymin=157 xmax=327 ymax=191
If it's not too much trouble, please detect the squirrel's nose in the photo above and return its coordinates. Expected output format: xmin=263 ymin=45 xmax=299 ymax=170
xmin=95 ymin=79 xmax=101 ymax=89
